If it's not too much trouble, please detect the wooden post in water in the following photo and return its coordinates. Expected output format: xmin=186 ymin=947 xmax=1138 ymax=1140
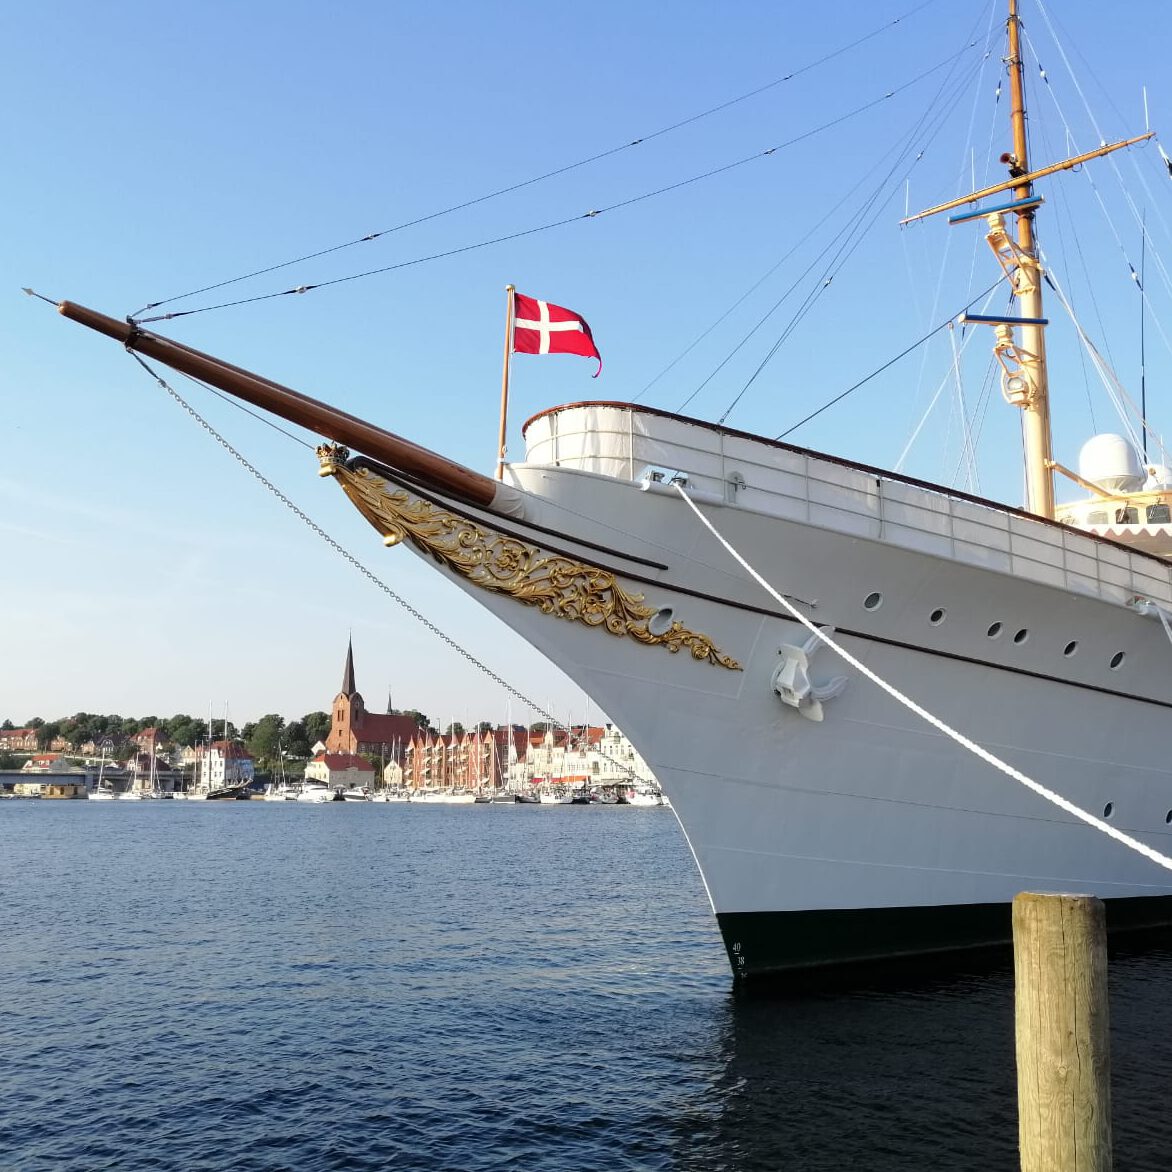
xmin=1013 ymin=892 xmax=1112 ymax=1172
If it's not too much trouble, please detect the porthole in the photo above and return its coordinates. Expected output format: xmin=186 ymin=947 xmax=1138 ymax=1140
xmin=986 ymin=622 xmax=1003 ymax=639
xmin=1013 ymin=628 xmax=1029 ymax=645
xmin=864 ymin=592 xmax=883 ymax=611
xmin=648 ymin=607 xmax=675 ymax=637
xmin=1165 ymin=810 xmax=1172 ymax=825
xmin=929 ymin=608 xmax=946 ymax=626
xmin=1103 ymin=802 xmax=1114 ymax=819
xmin=1110 ymin=651 xmax=1126 ymax=671
xmin=1063 ymin=641 xmax=1078 ymax=657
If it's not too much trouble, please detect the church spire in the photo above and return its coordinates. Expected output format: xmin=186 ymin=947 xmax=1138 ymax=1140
xmin=341 ymin=636 xmax=356 ymax=697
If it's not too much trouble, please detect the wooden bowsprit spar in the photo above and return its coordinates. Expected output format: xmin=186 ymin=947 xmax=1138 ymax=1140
xmin=53 ymin=298 xmax=510 ymax=513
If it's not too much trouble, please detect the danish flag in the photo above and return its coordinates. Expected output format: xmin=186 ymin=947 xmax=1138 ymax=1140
xmin=512 ymin=293 xmax=601 ymax=377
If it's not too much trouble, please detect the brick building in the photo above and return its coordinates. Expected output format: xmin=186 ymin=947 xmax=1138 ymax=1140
xmin=325 ymin=639 xmax=419 ymax=762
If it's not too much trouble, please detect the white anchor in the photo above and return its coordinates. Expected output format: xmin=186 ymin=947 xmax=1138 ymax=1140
xmin=770 ymin=628 xmax=848 ymax=722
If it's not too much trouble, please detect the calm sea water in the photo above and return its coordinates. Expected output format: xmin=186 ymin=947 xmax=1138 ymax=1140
xmin=2 ymin=801 xmax=1171 ymax=1171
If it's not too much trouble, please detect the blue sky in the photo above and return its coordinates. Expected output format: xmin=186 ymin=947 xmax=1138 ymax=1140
xmin=4 ymin=0 xmax=1171 ymax=729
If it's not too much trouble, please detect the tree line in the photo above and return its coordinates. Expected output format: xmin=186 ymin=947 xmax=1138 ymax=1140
xmin=2 ymin=711 xmax=558 ymax=771
xmin=1 ymin=711 xmax=333 ymax=762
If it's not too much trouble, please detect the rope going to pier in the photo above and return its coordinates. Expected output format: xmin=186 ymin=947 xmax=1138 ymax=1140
xmin=672 ymin=482 xmax=1172 ymax=875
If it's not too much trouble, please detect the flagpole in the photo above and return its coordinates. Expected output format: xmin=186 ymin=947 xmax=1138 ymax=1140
xmin=496 ymin=284 xmax=515 ymax=481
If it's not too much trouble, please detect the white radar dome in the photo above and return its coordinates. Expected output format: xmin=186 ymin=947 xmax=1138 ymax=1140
xmin=1144 ymin=465 xmax=1172 ymax=491
xmin=1078 ymin=434 xmax=1144 ymax=494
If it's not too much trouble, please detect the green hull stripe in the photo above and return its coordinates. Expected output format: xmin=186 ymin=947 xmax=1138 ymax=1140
xmin=717 ymin=895 xmax=1172 ymax=983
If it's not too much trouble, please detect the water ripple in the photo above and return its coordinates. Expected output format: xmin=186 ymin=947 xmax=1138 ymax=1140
xmin=2 ymin=802 xmax=1171 ymax=1169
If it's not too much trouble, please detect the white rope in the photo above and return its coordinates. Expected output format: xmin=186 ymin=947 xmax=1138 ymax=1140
xmin=672 ymin=483 xmax=1172 ymax=875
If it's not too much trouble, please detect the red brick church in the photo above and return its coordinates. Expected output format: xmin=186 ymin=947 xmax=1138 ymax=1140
xmin=325 ymin=639 xmax=419 ymax=762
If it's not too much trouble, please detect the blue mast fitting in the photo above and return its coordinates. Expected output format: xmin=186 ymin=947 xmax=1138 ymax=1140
xmin=948 ymin=196 xmax=1045 ymax=225
xmin=959 ymin=312 xmax=1048 ymax=327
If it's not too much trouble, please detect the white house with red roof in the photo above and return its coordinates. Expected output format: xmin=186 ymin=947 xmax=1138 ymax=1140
xmin=21 ymin=752 xmax=78 ymax=773
xmin=197 ymin=740 xmax=255 ymax=789
xmin=305 ymin=751 xmax=375 ymax=791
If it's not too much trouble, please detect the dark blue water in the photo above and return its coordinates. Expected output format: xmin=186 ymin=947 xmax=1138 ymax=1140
xmin=2 ymin=802 xmax=1171 ymax=1170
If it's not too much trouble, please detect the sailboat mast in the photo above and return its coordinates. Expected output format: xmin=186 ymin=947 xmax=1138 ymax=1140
xmin=1006 ymin=0 xmax=1055 ymax=518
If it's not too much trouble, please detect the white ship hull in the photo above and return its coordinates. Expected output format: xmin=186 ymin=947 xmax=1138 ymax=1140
xmin=50 ymin=4 xmax=1172 ymax=984
xmin=324 ymin=404 xmax=1172 ymax=979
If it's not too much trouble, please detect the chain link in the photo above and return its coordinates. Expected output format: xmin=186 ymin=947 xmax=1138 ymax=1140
xmin=127 ymin=353 xmax=640 ymax=781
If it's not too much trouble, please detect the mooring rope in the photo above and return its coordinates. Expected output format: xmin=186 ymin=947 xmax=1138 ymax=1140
xmin=672 ymin=482 xmax=1172 ymax=875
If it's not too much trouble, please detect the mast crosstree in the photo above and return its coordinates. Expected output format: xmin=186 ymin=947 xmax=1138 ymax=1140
xmin=904 ymin=0 xmax=1152 ymax=520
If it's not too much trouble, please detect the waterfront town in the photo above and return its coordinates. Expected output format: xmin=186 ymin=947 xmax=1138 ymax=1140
xmin=0 ymin=639 xmax=662 ymax=803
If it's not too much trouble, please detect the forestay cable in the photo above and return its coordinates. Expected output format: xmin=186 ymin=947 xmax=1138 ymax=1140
xmin=133 ymin=0 xmax=945 ymax=318
xmin=672 ymin=481 xmax=1172 ymax=875
xmin=133 ymin=44 xmax=981 ymax=324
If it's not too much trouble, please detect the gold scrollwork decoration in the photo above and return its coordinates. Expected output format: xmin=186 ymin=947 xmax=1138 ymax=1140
xmin=317 ymin=447 xmax=741 ymax=671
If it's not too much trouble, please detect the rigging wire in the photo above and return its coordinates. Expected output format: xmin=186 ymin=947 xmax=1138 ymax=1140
xmin=713 ymin=28 xmax=993 ymax=424
xmin=907 ymin=2 xmax=1000 ymax=350
xmin=1043 ymin=262 xmax=1172 ymax=468
xmin=639 ymin=6 xmax=997 ymax=409
xmin=774 ymin=276 xmax=1005 ymax=439
xmin=131 ymin=0 xmax=946 ymax=318
xmin=662 ymin=32 xmax=994 ymax=416
xmin=1025 ymin=12 xmax=1172 ymax=364
xmin=132 ymin=43 xmax=982 ymax=325
xmin=1031 ymin=111 xmax=1105 ymax=428
xmin=1023 ymin=15 xmax=1172 ymax=463
xmin=948 ymin=321 xmax=978 ymax=491
xmin=894 ymin=285 xmax=1005 ymax=473
xmin=900 ymin=0 xmax=1000 ymax=464
xmin=671 ymin=161 xmax=913 ymax=416
xmin=948 ymin=354 xmax=1000 ymax=491
xmin=632 ymin=162 xmax=888 ymax=405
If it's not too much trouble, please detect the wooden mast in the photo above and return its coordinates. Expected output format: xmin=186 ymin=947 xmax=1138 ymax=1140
xmin=905 ymin=1 xmax=1150 ymax=518
xmin=1006 ymin=0 xmax=1055 ymax=519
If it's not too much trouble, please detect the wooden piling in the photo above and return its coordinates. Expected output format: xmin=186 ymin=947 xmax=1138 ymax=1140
xmin=1013 ymin=891 xmax=1112 ymax=1172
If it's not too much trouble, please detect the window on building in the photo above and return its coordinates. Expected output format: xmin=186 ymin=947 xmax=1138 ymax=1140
xmin=1115 ymin=507 xmax=1138 ymax=524
xmin=1146 ymin=503 xmax=1171 ymax=523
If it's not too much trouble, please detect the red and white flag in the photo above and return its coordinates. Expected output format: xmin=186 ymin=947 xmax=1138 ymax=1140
xmin=512 ymin=293 xmax=601 ymax=377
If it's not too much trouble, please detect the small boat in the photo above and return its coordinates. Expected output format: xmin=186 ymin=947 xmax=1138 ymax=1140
xmin=625 ymin=786 xmax=665 ymax=808
xmin=295 ymin=780 xmax=335 ymax=804
xmin=89 ymin=748 xmax=117 ymax=800
xmin=340 ymin=787 xmax=370 ymax=801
